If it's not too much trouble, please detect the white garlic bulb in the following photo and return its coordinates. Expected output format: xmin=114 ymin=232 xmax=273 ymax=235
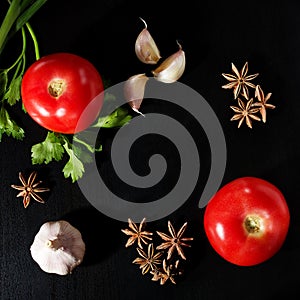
xmin=30 ymin=220 xmax=86 ymax=275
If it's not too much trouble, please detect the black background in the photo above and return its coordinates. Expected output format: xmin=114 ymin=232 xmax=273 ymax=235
xmin=1 ymin=0 xmax=300 ymax=299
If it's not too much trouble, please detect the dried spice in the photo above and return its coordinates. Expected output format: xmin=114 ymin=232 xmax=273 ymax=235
xmin=11 ymin=171 xmax=50 ymax=208
xmin=121 ymin=218 xmax=153 ymax=248
xmin=222 ymin=62 xmax=276 ymax=128
xmin=230 ymin=98 xmax=261 ymax=128
xmin=150 ymin=259 xmax=183 ymax=285
xmin=222 ymin=62 xmax=258 ymax=100
xmin=156 ymin=221 xmax=194 ymax=260
xmin=121 ymin=218 xmax=193 ymax=285
xmin=132 ymin=243 xmax=162 ymax=275
xmin=252 ymin=85 xmax=275 ymax=123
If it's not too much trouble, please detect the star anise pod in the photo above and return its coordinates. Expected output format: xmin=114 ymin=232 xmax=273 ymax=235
xmin=11 ymin=171 xmax=50 ymax=208
xmin=132 ymin=243 xmax=162 ymax=275
xmin=230 ymin=97 xmax=261 ymax=128
xmin=150 ymin=259 xmax=182 ymax=285
xmin=156 ymin=221 xmax=193 ymax=260
xmin=222 ymin=62 xmax=259 ymax=100
xmin=252 ymin=84 xmax=275 ymax=123
xmin=121 ymin=218 xmax=153 ymax=249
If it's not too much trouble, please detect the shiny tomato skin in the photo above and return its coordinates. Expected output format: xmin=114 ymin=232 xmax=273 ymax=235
xmin=21 ymin=53 xmax=104 ymax=134
xmin=204 ymin=177 xmax=290 ymax=266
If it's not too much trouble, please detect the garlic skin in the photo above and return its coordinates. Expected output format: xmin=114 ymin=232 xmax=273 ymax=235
xmin=124 ymin=73 xmax=149 ymax=116
xmin=135 ymin=18 xmax=161 ymax=64
xmin=30 ymin=220 xmax=85 ymax=275
xmin=152 ymin=41 xmax=186 ymax=83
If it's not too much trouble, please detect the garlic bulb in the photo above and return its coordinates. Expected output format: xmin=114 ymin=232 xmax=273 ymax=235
xmin=135 ymin=18 xmax=161 ymax=64
xmin=30 ymin=220 xmax=85 ymax=275
xmin=152 ymin=41 xmax=186 ymax=83
xmin=124 ymin=73 xmax=149 ymax=116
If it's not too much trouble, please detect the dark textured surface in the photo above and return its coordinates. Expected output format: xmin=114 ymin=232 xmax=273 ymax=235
xmin=1 ymin=0 xmax=300 ymax=299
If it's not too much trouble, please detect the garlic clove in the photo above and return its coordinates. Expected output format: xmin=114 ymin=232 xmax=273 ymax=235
xmin=124 ymin=73 xmax=149 ymax=116
xmin=152 ymin=41 xmax=186 ymax=83
xmin=135 ymin=17 xmax=161 ymax=64
xmin=30 ymin=220 xmax=85 ymax=275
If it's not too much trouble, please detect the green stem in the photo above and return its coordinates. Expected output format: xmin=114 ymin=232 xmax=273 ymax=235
xmin=56 ymin=133 xmax=71 ymax=148
xmin=25 ymin=22 xmax=39 ymax=60
xmin=19 ymin=0 xmax=35 ymax=12
xmin=0 ymin=0 xmax=22 ymax=55
xmin=73 ymin=135 xmax=95 ymax=153
xmin=6 ymin=26 xmax=26 ymax=72
xmin=21 ymin=48 xmax=26 ymax=74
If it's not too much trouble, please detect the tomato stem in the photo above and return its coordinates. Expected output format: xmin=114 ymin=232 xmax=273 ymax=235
xmin=244 ymin=215 xmax=261 ymax=234
xmin=48 ymin=79 xmax=66 ymax=98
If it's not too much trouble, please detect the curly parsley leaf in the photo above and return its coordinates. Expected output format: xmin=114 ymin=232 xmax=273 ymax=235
xmin=31 ymin=131 xmax=65 ymax=164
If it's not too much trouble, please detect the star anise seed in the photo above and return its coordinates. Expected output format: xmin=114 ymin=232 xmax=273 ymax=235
xmin=11 ymin=171 xmax=50 ymax=208
xmin=121 ymin=218 xmax=153 ymax=249
xmin=252 ymin=84 xmax=275 ymax=123
xmin=230 ymin=97 xmax=261 ymax=128
xmin=222 ymin=62 xmax=259 ymax=100
xmin=156 ymin=221 xmax=193 ymax=260
xmin=132 ymin=243 xmax=162 ymax=275
xmin=150 ymin=259 xmax=182 ymax=285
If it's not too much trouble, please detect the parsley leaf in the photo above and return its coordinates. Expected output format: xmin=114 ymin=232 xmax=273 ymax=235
xmin=72 ymin=143 xmax=94 ymax=164
xmin=93 ymin=106 xmax=132 ymax=128
xmin=62 ymin=142 xmax=85 ymax=183
xmin=0 ymin=106 xmax=24 ymax=141
xmin=30 ymin=97 xmax=133 ymax=182
xmin=31 ymin=131 xmax=64 ymax=164
xmin=5 ymin=74 xmax=22 ymax=106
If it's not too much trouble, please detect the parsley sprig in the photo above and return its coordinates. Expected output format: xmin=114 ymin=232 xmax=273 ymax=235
xmin=1 ymin=1 xmax=133 ymax=182
xmin=31 ymin=93 xmax=132 ymax=182
xmin=0 ymin=0 xmax=47 ymax=140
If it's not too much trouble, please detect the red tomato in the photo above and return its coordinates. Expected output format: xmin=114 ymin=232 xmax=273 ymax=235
xmin=203 ymin=177 xmax=290 ymax=266
xmin=21 ymin=53 xmax=104 ymax=134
